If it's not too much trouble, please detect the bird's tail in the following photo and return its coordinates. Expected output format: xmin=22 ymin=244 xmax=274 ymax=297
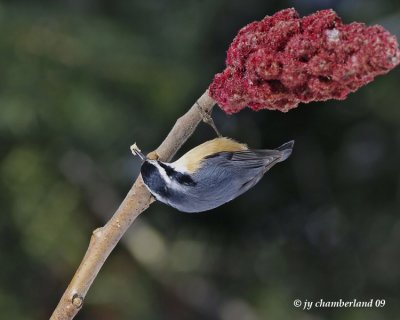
xmin=276 ymin=140 xmax=294 ymax=162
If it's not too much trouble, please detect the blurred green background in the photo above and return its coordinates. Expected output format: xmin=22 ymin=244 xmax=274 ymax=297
xmin=0 ymin=0 xmax=399 ymax=319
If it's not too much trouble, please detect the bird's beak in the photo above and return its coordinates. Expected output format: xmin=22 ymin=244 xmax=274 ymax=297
xmin=130 ymin=143 xmax=146 ymax=161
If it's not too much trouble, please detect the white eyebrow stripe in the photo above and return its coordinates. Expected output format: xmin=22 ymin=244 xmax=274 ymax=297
xmin=150 ymin=160 xmax=171 ymax=184
xmin=151 ymin=161 xmax=190 ymax=192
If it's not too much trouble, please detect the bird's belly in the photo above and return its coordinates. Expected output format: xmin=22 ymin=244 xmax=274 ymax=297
xmin=146 ymin=168 xmax=265 ymax=213
xmin=169 ymin=194 xmax=229 ymax=213
xmin=167 ymin=181 xmax=247 ymax=213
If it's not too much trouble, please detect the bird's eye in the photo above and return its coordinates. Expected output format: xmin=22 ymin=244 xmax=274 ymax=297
xmin=176 ymin=175 xmax=196 ymax=186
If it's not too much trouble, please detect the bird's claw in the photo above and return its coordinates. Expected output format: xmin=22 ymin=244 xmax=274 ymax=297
xmin=196 ymin=101 xmax=222 ymax=137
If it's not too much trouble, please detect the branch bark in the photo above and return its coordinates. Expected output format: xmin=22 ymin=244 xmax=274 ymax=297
xmin=50 ymin=90 xmax=216 ymax=320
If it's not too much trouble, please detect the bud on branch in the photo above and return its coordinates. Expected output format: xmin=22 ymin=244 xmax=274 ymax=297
xmin=209 ymin=8 xmax=400 ymax=114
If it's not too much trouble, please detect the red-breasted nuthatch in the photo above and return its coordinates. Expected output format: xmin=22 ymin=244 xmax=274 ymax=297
xmin=131 ymin=137 xmax=294 ymax=213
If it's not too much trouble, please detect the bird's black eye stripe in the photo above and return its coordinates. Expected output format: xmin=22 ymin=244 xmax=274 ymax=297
xmin=158 ymin=161 xmax=196 ymax=186
xmin=158 ymin=161 xmax=175 ymax=176
xmin=175 ymin=174 xmax=196 ymax=186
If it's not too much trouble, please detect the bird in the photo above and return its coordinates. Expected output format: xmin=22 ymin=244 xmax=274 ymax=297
xmin=131 ymin=137 xmax=294 ymax=213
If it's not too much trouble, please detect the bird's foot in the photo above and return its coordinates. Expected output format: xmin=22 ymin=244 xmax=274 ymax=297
xmin=196 ymin=101 xmax=222 ymax=137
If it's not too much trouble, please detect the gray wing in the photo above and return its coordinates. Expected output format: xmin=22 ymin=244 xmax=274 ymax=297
xmin=212 ymin=141 xmax=294 ymax=194
xmin=230 ymin=150 xmax=283 ymax=171
xmin=184 ymin=141 xmax=294 ymax=211
xmin=210 ymin=149 xmax=286 ymax=173
xmin=230 ymin=150 xmax=283 ymax=194
xmin=206 ymin=140 xmax=294 ymax=172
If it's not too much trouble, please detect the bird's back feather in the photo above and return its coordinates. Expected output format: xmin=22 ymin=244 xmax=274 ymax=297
xmin=173 ymin=137 xmax=247 ymax=173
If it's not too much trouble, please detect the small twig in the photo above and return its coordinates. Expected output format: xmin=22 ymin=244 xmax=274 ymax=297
xmin=50 ymin=90 xmax=216 ymax=320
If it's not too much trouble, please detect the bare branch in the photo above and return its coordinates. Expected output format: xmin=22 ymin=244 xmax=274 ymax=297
xmin=50 ymin=90 xmax=216 ymax=320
